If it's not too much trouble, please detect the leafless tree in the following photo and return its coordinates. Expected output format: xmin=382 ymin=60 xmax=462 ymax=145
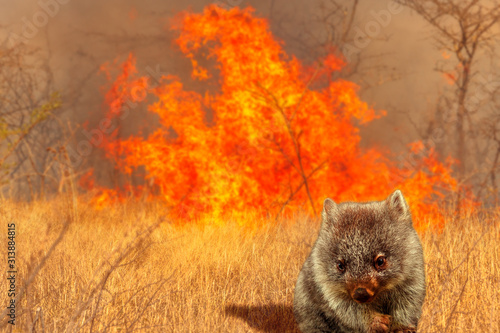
xmin=0 ymin=40 xmax=64 ymax=199
xmin=271 ymin=0 xmax=401 ymax=87
xmin=397 ymin=0 xmax=500 ymax=205
xmin=479 ymin=101 xmax=500 ymax=204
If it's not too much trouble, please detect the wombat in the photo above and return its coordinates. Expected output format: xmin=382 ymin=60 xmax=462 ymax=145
xmin=293 ymin=190 xmax=426 ymax=333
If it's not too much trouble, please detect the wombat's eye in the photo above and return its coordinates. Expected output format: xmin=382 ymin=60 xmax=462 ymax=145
xmin=374 ymin=255 xmax=387 ymax=270
xmin=337 ymin=260 xmax=346 ymax=272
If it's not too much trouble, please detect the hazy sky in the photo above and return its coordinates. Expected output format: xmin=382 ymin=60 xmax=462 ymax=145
xmin=0 ymin=0 xmax=466 ymax=151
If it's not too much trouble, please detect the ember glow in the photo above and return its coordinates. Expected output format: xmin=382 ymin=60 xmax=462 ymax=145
xmin=80 ymin=5 xmax=471 ymax=230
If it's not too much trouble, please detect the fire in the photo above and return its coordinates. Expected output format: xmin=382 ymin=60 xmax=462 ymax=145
xmin=129 ymin=7 xmax=138 ymax=22
xmin=80 ymin=5 xmax=473 ymax=230
xmin=441 ymin=50 xmax=451 ymax=60
xmin=443 ymin=72 xmax=456 ymax=85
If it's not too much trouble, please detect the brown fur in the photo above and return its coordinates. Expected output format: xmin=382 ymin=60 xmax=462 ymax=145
xmin=293 ymin=190 xmax=426 ymax=333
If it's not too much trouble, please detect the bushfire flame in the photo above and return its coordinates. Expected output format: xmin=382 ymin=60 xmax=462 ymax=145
xmin=80 ymin=5 xmax=472 ymax=230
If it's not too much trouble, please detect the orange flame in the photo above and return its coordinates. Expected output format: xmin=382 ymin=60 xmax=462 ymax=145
xmin=81 ymin=6 xmax=474 ymax=230
xmin=129 ymin=7 xmax=138 ymax=22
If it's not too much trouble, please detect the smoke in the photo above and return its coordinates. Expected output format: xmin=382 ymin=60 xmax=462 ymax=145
xmin=0 ymin=0 xmax=440 ymax=129
xmin=1 ymin=0 xmax=490 ymax=196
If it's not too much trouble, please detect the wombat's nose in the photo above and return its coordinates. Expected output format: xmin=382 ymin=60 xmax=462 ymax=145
xmin=353 ymin=288 xmax=372 ymax=303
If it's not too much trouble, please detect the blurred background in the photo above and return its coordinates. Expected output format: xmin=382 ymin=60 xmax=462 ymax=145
xmin=1 ymin=0 xmax=499 ymax=207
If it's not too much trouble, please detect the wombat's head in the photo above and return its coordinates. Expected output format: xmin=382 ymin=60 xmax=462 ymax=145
xmin=312 ymin=190 xmax=424 ymax=305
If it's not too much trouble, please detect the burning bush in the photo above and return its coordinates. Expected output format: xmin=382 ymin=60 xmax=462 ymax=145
xmin=80 ymin=5 xmax=470 ymax=230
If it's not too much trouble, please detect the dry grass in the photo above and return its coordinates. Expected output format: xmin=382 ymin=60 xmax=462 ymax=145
xmin=0 ymin=198 xmax=498 ymax=332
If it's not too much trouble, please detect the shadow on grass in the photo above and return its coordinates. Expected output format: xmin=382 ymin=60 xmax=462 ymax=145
xmin=225 ymin=303 xmax=300 ymax=332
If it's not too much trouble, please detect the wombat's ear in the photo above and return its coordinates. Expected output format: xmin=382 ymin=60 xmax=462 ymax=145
xmin=322 ymin=198 xmax=338 ymax=218
xmin=387 ymin=190 xmax=410 ymax=218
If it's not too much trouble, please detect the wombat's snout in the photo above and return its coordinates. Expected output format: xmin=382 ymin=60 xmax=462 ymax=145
xmin=352 ymin=287 xmax=375 ymax=303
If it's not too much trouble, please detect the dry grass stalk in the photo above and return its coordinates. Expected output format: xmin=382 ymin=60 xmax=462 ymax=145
xmin=0 ymin=200 xmax=497 ymax=332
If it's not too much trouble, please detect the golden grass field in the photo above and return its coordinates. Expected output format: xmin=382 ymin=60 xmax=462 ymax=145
xmin=0 ymin=197 xmax=498 ymax=332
